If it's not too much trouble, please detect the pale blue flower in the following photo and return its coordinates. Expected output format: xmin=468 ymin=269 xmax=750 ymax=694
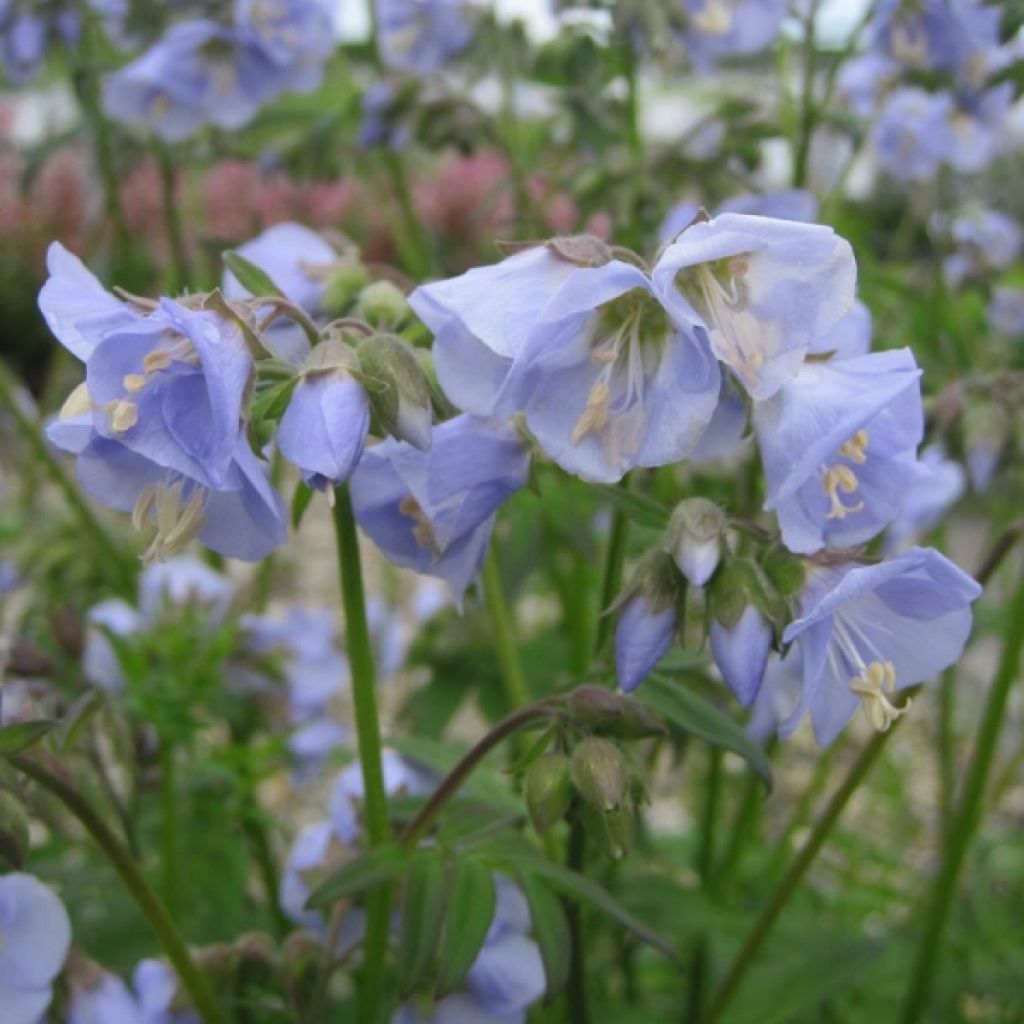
xmin=836 ymin=52 xmax=899 ymax=117
xmin=945 ymin=84 xmax=1014 ymax=175
xmin=376 ymin=0 xmax=473 ymax=74
xmin=137 ymin=555 xmax=236 ymax=623
xmin=349 ymin=415 xmax=531 ymax=603
xmin=777 ymin=547 xmax=981 ymax=746
xmin=710 ymin=605 xmax=772 ymax=707
xmin=806 ymin=301 xmax=872 ymax=360
xmin=615 ymin=595 xmax=677 ymax=693
xmin=988 ymin=287 xmax=1024 ymax=339
xmin=0 ymin=1 xmax=79 ymax=83
xmin=680 ymin=0 xmax=785 ymax=72
xmin=83 ymin=597 xmax=143 ymax=692
xmin=69 ymin=960 xmax=198 ymax=1024
xmin=871 ymin=87 xmax=953 ymax=181
xmin=499 ymin=261 xmax=720 ymax=482
xmin=0 ymin=873 xmax=72 ymax=1024
xmin=653 ymin=213 xmax=856 ymax=400
xmin=718 ymin=189 xmax=818 ymax=223
xmin=754 ymin=349 xmax=923 ymax=554
xmin=409 ymin=246 xmax=578 ymax=417
xmin=884 ymin=444 xmax=965 ymax=552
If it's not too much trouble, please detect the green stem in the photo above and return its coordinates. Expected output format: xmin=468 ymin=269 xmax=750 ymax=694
xmin=704 ymin=727 xmax=893 ymax=1024
xmin=595 ymin=478 xmax=632 ymax=654
xmin=899 ymin=571 xmax=1024 ymax=1023
xmin=12 ymin=755 xmax=228 ymax=1024
xmin=382 ymin=150 xmax=432 ymax=281
xmin=937 ymin=666 xmax=956 ymax=835
xmin=714 ymin=768 xmax=763 ymax=894
xmin=482 ymin=548 xmax=531 ymax=714
xmin=0 ymin=360 xmax=134 ymax=594
xmin=331 ymin=485 xmax=390 ymax=1024
xmin=157 ymin=148 xmax=190 ymax=293
xmin=565 ymin=816 xmax=590 ymax=1024
xmin=159 ymin=741 xmax=179 ymax=915
xmin=792 ymin=0 xmax=820 ymax=189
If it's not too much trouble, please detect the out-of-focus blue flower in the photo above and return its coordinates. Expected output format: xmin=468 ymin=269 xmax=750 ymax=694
xmin=41 ymin=244 xmax=286 ymax=562
xmin=884 ymin=443 xmax=965 ymax=552
xmin=83 ymin=597 xmax=144 ymax=692
xmin=654 ymin=213 xmax=856 ymax=400
xmin=966 ymin=436 xmax=999 ymax=492
xmin=0 ymin=873 xmax=71 ymax=1024
xmin=394 ymin=876 xmax=545 ymax=1023
xmin=679 ymin=0 xmax=785 ymax=73
xmin=871 ymin=86 xmax=953 ymax=181
xmin=945 ymin=83 xmax=1014 ymax=175
xmin=690 ymin=377 xmax=748 ymax=463
xmin=710 ymin=605 xmax=772 ymax=707
xmin=773 ymin=547 xmax=980 ymax=746
xmin=0 ymin=1 xmax=79 ymax=84
xmin=718 ymin=189 xmax=819 ymax=223
xmin=499 ymin=261 xmax=720 ymax=482
xmin=376 ymin=0 xmax=473 ymax=74
xmin=350 ymin=415 xmax=531 ymax=604
xmin=69 ymin=960 xmax=198 ymax=1024
xmin=277 ymin=345 xmax=371 ymax=491
xmin=942 ymin=206 xmax=1022 ymax=286
xmin=360 ymin=81 xmax=412 ymax=150
xmin=615 ymin=595 xmax=676 ymax=693
xmin=836 ymin=52 xmax=900 ymax=117
xmin=102 ymin=3 xmax=336 ymax=142
xmin=988 ymin=286 xmax=1024 ymax=339
xmin=409 ymin=246 xmax=578 ymax=418
xmin=755 ymin=349 xmax=923 ymax=554
xmin=869 ymin=0 xmax=1002 ymax=86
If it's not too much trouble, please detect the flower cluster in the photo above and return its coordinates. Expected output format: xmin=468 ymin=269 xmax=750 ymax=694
xmin=101 ymin=0 xmax=337 ymax=140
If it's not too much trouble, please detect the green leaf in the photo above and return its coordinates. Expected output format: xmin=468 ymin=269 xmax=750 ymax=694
xmin=56 ymin=690 xmax=105 ymax=752
xmin=223 ymin=250 xmax=286 ymax=298
xmin=397 ymin=852 xmax=452 ymax=997
xmin=251 ymin=377 xmax=298 ymax=425
xmin=521 ymin=873 xmax=571 ymax=998
xmin=291 ymin=481 xmax=315 ymax=530
xmin=641 ymin=675 xmax=772 ymax=789
xmin=482 ymin=849 xmax=679 ymax=964
xmin=593 ymin=485 xmax=671 ymax=531
xmin=435 ymin=859 xmax=496 ymax=997
xmin=0 ymin=720 xmax=56 ymax=757
xmin=306 ymin=843 xmax=414 ymax=910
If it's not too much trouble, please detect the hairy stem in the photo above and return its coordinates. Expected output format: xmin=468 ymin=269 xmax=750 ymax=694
xmin=12 ymin=755 xmax=228 ymax=1024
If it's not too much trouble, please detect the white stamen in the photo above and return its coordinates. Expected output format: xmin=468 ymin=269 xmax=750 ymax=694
xmin=132 ymin=480 xmax=208 ymax=564
xmin=59 ymin=382 xmax=92 ymax=420
xmin=107 ymin=399 xmax=139 ymax=434
xmin=849 ymin=660 xmax=910 ymax=732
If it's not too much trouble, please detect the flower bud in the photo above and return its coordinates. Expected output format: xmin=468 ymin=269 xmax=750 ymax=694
xmin=566 ymin=684 xmax=666 ymax=739
xmin=357 ymin=333 xmax=433 ymax=450
xmin=322 ymin=261 xmax=371 ymax=319
xmin=580 ymin=804 xmax=634 ymax=860
xmin=665 ymin=498 xmax=725 ymax=586
xmin=525 ymin=752 xmax=572 ymax=834
xmin=570 ymin=736 xmax=628 ymax=812
xmin=710 ymin=606 xmax=772 ymax=707
xmin=357 ymin=280 xmax=409 ymax=330
xmin=0 ymin=790 xmax=29 ymax=869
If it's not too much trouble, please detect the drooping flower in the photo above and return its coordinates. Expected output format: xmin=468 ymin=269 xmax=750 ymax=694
xmin=375 ymin=0 xmax=473 ymax=75
xmin=408 ymin=245 xmax=578 ymax=418
xmin=394 ymin=877 xmax=545 ymax=1023
xmin=710 ymin=604 xmax=772 ymax=707
xmin=774 ymin=547 xmax=981 ymax=746
xmin=945 ymin=83 xmax=1015 ymax=175
xmin=988 ymin=286 xmax=1024 ymax=340
xmin=679 ymin=0 xmax=786 ymax=73
xmin=40 ymin=244 xmax=286 ymax=562
xmin=653 ymin=213 xmax=856 ymax=400
xmin=0 ymin=873 xmax=72 ymax=1024
xmin=349 ymin=415 xmax=531 ymax=603
xmin=276 ymin=341 xmax=371 ymax=491
xmin=754 ymin=349 xmax=923 ymax=554
xmin=884 ymin=443 xmax=965 ymax=552
xmin=499 ymin=260 xmax=720 ymax=482
xmin=615 ymin=594 xmax=677 ymax=693
xmin=0 ymin=1 xmax=79 ymax=84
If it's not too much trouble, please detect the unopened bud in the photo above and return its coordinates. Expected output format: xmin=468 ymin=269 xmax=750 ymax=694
xmin=322 ymin=261 xmax=371 ymax=318
xmin=567 ymin=684 xmax=666 ymax=739
xmin=357 ymin=334 xmax=433 ymax=450
xmin=357 ymin=280 xmax=409 ymax=330
xmin=570 ymin=736 xmax=628 ymax=812
xmin=665 ymin=498 xmax=725 ymax=586
xmin=0 ymin=790 xmax=29 ymax=869
xmin=580 ymin=804 xmax=634 ymax=860
xmin=546 ymin=234 xmax=612 ymax=268
xmin=525 ymin=752 xmax=572 ymax=834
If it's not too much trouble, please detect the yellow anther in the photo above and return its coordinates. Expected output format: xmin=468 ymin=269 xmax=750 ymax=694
xmin=570 ymin=381 xmax=611 ymax=444
xmin=399 ymin=495 xmax=440 ymax=554
xmin=123 ymin=374 xmax=148 ymax=392
xmin=132 ymin=480 xmax=208 ymax=564
xmin=107 ymin=399 xmax=139 ymax=434
xmin=143 ymin=350 xmax=172 ymax=374
xmin=839 ymin=429 xmax=869 ymax=464
xmin=691 ymin=0 xmax=733 ymax=36
xmin=59 ymin=382 xmax=92 ymax=420
xmin=150 ymin=92 xmax=171 ymax=121
xmin=822 ymin=464 xmax=864 ymax=520
xmin=849 ymin=661 xmax=909 ymax=732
